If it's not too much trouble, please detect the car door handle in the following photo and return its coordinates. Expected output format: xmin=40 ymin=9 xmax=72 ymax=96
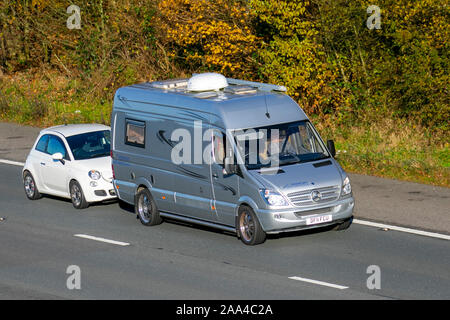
xmin=212 ymin=173 xmax=218 ymax=179
xmin=40 ymin=162 xmax=46 ymax=166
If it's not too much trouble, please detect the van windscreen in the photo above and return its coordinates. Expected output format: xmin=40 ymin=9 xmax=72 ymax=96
xmin=233 ymin=120 xmax=329 ymax=170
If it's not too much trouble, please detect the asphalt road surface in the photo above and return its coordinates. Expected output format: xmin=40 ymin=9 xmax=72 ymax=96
xmin=0 ymin=163 xmax=449 ymax=299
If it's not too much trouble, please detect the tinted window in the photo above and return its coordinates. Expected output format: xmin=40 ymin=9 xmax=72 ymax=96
xmin=66 ymin=130 xmax=110 ymax=160
xmin=125 ymin=119 xmax=145 ymax=148
xmin=35 ymin=135 xmax=49 ymax=153
xmin=47 ymin=135 xmax=68 ymax=159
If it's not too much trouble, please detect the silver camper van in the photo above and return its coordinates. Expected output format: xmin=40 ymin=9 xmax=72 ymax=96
xmin=111 ymin=73 xmax=354 ymax=245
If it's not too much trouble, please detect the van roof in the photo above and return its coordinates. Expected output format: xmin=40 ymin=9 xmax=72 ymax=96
xmin=113 ymin=79 xmax=308 ymax=130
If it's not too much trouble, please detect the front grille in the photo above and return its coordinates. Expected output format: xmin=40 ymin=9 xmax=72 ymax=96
xmin=294 ymin=207 xmax=333 ymax=218
xmin=287 ymin=186 xmax=340 ymax=207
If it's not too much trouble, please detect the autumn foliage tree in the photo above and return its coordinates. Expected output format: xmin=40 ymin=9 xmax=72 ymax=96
xmin=250 ymin=0 xmax=350 ymax=116
xmin=157 ymin=0 xmax=260 ymax=77
xmin=0 ymin=0 xmax=448 ymax=130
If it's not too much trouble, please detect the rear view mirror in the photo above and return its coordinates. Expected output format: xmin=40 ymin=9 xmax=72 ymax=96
xmin=52 ymin=152 xmax=65 ymax=164
xmin=327 ymin=140 xmax=336 ymax=157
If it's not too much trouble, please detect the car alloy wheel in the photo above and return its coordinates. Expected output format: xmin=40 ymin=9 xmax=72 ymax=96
xmin=138 ymin=193 xmax=151 ymax=223
xmin=135 ymin=188 xmax=163 ymax=226
xmin=239 ymin=210 xmax=255 ymax=242
xmin=70 ymin=181 xmax=89 ymax=209
xmin=71 ymin=184 xmax=82 ymax=207
xmin=23 ymin=172 xmax=41 ymax=200
xmin=237 ymin=206 xmax=266 ymax=245
xmin=24 ymin=175 xmax=35 ymax=198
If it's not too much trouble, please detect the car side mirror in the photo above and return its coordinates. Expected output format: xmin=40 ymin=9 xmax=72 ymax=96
xmin=327 ymin=140 xmax=336 ymax=158
xmin=52 ymin=152 xmax=65 ymax=164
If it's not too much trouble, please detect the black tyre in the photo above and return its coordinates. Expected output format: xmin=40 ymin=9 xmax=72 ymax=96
xmin=70 ymin=180 xmax=89 ymax=209
xmin=23 ymin=171 xmax=42 ymax=200
xmin=135 ymin=188 xmax=163 ymax=226
xmin=333 ymin=216 xmax=353 ymax=231
xmin=237 ymin=206 xmax=266 ymax=245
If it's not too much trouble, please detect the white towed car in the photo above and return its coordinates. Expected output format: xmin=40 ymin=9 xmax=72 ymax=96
xmin=22 ymin=124 xmax=116 ymax=209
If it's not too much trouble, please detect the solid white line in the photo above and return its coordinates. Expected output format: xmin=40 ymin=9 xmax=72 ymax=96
xmin=289 ymin=276 xmax=348 ymax=290
xmin=0 ymin=159 xmax=25 ymax=166
xmin=353 ymin=219 xmax=450 ymax=241
xmin=74 ymin=234 xmax=130 ymax=246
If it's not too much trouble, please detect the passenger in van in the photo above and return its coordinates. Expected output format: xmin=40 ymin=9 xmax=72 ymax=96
xmin=213 ymin=134 xmax=225 ymax=165
xmin=127 ymin=125 xmax=145 ymax=145
xmin=258 ymin=139 xmax=270 ymax=164
xmin=257 ymin=133 xmax=297 ymax=166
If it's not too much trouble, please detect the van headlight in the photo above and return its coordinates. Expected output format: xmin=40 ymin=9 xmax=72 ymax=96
xmin=342 ymin=176 xmax=352 ymax=196
xmin=260 ymin=189 xmax=289 ymax=207
xmin=88 ymin=170 xmax=101 ymax=180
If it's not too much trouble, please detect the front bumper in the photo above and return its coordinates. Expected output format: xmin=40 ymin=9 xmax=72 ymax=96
xmin=256 ymin=196 xmax=354 ymax=234
xmin=83 ymin=178 xmax=117 ymax=203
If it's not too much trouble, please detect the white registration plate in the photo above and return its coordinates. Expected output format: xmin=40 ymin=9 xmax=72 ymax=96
xmin=306 ymin=214 xmax=332 ymax=225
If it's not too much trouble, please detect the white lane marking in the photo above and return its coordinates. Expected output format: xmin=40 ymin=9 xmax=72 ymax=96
xmin=353 ymin=219 xmax=450 ymax=241
xmin=74 ymin=234 xmax=130 ymax=246
xmin=0 ymin=159 xmax=25 ymax=166
xmin=289 ymin=276 xmax=348 ymax=290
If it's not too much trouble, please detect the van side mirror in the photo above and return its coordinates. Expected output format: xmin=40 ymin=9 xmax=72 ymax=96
xmin=224 ymin=162 xmax=238 ymax=176
xmin=52 ymin=152 xmax=65 ymax=164
xmin=327 ymin=140 xmax=336 ymax=158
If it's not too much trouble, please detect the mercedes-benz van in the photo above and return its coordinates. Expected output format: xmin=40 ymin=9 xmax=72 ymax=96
xmin=111 ymin=73 xmax=354 ymax=245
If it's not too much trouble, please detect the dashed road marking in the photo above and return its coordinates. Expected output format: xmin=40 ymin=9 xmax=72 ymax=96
xmin=289 ymin=276 xmax=349 ymax=290
xmin=74 ymin=234 xmax=130 ymax=246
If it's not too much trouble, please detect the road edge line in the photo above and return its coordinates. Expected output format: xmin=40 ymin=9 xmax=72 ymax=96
xmin=0 ymin=159 xmax=25 ymax=166
xmin=353 ymin=219 xmax=450 ymax=241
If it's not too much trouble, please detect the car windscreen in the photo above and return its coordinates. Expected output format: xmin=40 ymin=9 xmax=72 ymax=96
xmin=233 ymin=120 xmax=329 ymax=170
xmin=66 ymin=130 xmax=111 ymax=160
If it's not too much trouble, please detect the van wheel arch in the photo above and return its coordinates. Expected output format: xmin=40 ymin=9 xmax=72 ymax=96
xmin=137 ymin=184 xmax=148 ymax=191
xmin=135 ymin=184 xmax=149 ymax=201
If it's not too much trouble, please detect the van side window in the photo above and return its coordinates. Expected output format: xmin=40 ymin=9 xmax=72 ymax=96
xmin=125 ymin=119 xmax=146 ymax=148
xmin=212 ymin=131 xmax=226 ymax=166
xmin=35 ymin=135 xmax=49 ymax=153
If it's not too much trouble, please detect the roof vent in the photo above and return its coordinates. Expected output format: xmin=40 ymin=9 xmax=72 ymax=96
xmin=187 ymin=73 xmax=228 ymax=92
xmin=224 ymin=85 xmax=257 ymax=95
xmin=149 ymin=79 xmax=188 ymax=89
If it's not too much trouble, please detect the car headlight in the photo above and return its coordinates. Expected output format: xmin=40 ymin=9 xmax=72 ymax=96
xmin=260 ymin=189 xmax=289 ymax=207
xmin=342 ymin=176 xmax=352 ymax=196
xmin=88 ymin=170 xmax=101 ymax=180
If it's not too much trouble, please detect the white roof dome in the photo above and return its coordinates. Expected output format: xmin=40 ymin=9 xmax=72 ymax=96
xmin=187 ymin=73 xmax=228 ymax=92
